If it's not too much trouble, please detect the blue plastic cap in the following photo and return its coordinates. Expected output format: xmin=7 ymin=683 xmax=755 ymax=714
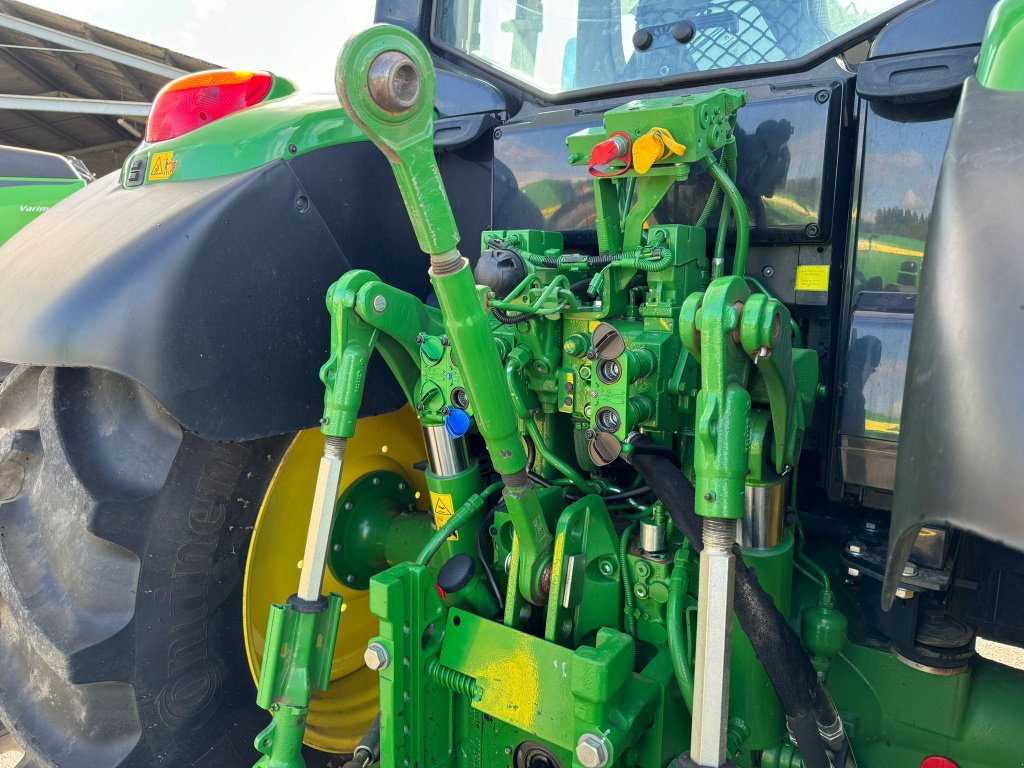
xmin=445 ymin=408 xmax=471 ymax=439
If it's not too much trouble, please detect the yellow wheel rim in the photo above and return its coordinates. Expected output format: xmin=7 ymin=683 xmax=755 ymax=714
xmin=242 ymin=406 xmax=427 ymax=754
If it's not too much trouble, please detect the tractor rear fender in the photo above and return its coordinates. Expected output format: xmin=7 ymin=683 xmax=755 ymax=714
xmin=0 ymin=142 xmax=470 ymax=442
xmin=0 ymin=67 xmax=504 ymax=442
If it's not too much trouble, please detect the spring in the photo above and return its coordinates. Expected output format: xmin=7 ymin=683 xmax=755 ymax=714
xmin=427 ymin=658 xmax=483 ymax=701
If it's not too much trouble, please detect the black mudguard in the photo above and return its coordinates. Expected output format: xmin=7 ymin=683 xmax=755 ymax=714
xmin=0 ymin=142 xmax=476 ymax=441
xmin=888 ymin=78 xmax=1024 ymax=603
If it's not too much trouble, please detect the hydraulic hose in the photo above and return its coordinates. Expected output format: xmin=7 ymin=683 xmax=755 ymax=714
xmin=619 ymin=521 xmax=640 ymax=667
xmin=700 ymin=151 xmax=749 ymax=277
xmin=668 ymin=548 xmax=695 ymax=712
xmin=627 ymin=439 xmax=831 ymax=768
xmin=416 ymin=482 xmax=503 ymax=566
xmin=340 ymin=713 xmax=382 ymax=768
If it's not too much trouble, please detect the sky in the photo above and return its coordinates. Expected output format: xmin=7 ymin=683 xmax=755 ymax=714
xmin=22 ymin=1 xmax=377 ymax=92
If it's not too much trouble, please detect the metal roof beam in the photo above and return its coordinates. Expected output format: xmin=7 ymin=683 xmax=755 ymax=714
xmin=0 ymin=93 xmax=150 ymax=116
xmin=0 ymin=11 xmax=186 ymax=79
xmin=8 ymin=106 xmax=81 ymax=147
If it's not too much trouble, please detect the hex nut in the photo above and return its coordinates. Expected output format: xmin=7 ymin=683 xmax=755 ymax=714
xmin=364 ymin=642 xmax=390 ymax=671
xmin=895 ymin=588 xmax=915 ymax=600
xmin=847 ymin=567 xmax=860 ymax=578
xmin=576 ymin=734 xmax=609 ymax=768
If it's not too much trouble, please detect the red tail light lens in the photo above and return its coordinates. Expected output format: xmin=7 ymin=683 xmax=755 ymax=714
xmin=145 ymin=70 xmax=273 ymax=143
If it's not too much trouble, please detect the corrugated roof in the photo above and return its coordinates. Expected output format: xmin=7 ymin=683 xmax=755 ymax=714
xmin=0 ymin=0 xmax=216 ymax=173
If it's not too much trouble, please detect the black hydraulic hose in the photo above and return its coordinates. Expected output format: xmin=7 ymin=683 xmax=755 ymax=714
xmin=340 ymin=713 xmax=381 ymax=768
xmin=569 ymin=278 xmax=596 ymax=299
xmin=626 ymin=439 xmax=831 ymax=768
xmin=492 ymin=307 xmax=532 ymax=325
xmin=477 ymin=510 xmax=505 ymax=612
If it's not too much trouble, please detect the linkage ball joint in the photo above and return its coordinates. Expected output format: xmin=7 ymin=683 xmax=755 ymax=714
xmin=367 ymin=50 xmax=421 ymax=113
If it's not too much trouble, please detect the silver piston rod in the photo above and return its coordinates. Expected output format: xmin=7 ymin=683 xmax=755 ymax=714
xmin=691 ymin=517 xmax=737 ymax=767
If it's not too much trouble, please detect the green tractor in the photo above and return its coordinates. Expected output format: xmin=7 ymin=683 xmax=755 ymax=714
xmin=0 ymin=2 xmax=1022 ymax=767
xmin=0 ymin=145 xmax=90 ymax=248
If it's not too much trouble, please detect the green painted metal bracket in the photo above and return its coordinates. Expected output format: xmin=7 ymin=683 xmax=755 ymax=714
xmin=737 ymin=293 xmax=818 ymax=473
xmin=680 ymin=276 xmax=754 ymax=520
xmin=543 ymin=494 xmax=622 ymax=646
xmin=321 ymin=270 xmax=381 ymax=439
xmin=438 ymin=606 xmax=658 ymax=762
xmin=680 ymin=277 xmax=818 ymax=512
xmin=253 ymin=593 xmax=344 ymax=768
xmin=369 ymin=563 xmax=454 ymax=768
xmin=352 ymin=279 xmax=446 ymax=408
xmin=336 ymin=25 xmax=460 ymax=255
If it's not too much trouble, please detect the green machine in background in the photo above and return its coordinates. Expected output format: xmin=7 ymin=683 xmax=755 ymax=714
xmin=249 ymin=19 xmax=1024 ymax=768
xmin=0 ymin=146 xmax=89 ymax=246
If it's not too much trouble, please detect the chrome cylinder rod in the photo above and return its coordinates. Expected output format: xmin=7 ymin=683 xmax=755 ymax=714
xmin=739 ymin=479 xmax=786 ymax=549
xmin=423 ymin=423 xmax=471 ymax=477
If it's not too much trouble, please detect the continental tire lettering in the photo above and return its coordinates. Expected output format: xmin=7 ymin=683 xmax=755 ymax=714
xmin=156 ymin=662 xmax=223 ymax=729
xmin=159 ymin=444 xmax=248 ymax=732
xmin=188 ymin=495 xmax=226 ymax=535
xmin=167 ymin=626 xmax=206 ymax=677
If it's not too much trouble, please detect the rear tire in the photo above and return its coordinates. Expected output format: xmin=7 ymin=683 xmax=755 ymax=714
xmin=0 ymin=366 xmax=323 ymax=768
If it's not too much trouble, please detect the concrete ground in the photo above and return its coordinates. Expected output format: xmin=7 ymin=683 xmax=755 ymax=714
xmin=1 ymin=640 xmax=1022 ymax=765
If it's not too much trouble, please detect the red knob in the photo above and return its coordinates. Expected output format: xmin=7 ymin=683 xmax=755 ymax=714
xmin=921 ymin=757 xmax=959 ymax=768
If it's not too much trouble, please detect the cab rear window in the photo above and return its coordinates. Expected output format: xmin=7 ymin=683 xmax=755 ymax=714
xmin=434 ymin=0 xmax=908 ymax=94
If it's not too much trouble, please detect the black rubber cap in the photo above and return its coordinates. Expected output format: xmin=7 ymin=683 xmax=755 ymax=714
xmin=632 ymin=28 xmax=654 ymax=51
xmin=437 ymin=553 xmax=475 ymax=593
xmin=287 ymin=594 xmax=328 ymax=614
xmin=672 ymin=20 xmax=696 ymax=43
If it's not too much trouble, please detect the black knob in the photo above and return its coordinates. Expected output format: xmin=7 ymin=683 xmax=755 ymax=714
xmin=672 ymin=20 xmax=696 ymax=44
xmin=437 ymin=553 xmax=475 ymax=593
xmin=632 ymin=27 xmax=654 ymax=51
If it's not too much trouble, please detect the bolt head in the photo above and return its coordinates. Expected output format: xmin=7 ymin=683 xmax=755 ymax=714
xmin=364 ymin=642 xmax=390 ymax=671
xmin=372 ymin=295 xmax=387 ymax=313
xmin=902 ymin=563 xmax=919 ymax=577
xmin=864 ymin=521 xmax=878 ymax=532
xmin=895 ymin=588 xmax=915 ymax=600
xmin=847 ymin=567 xmax=860 ymax=578
xmin=576 ymin=734 xmax=609 ymax=768
xmin=847 ymin=542 xmax=863 ymax=554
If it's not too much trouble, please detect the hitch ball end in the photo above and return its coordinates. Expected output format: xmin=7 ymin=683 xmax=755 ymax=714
xmin=368 ymin=50 xmax=421 ymax=113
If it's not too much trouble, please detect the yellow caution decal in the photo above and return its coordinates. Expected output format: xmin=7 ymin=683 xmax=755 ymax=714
xmin=795 ymin=264 xmax=830 ymax=292
xmin=149 ymin=151 xmax=177 ymax=181
xmin=430 ymin=491 xmax=459 ymax=540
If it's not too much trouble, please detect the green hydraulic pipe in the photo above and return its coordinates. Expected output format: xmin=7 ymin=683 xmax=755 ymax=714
xmin=701 ymin=144 xmax=749 ymax=278
xmin=506 ymin=352 xmax=598 ymax=495
xmin=417 ymin=481 xmax=503 ymax=566
xmin=668 ymin=547 xmax=695 ymax=712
